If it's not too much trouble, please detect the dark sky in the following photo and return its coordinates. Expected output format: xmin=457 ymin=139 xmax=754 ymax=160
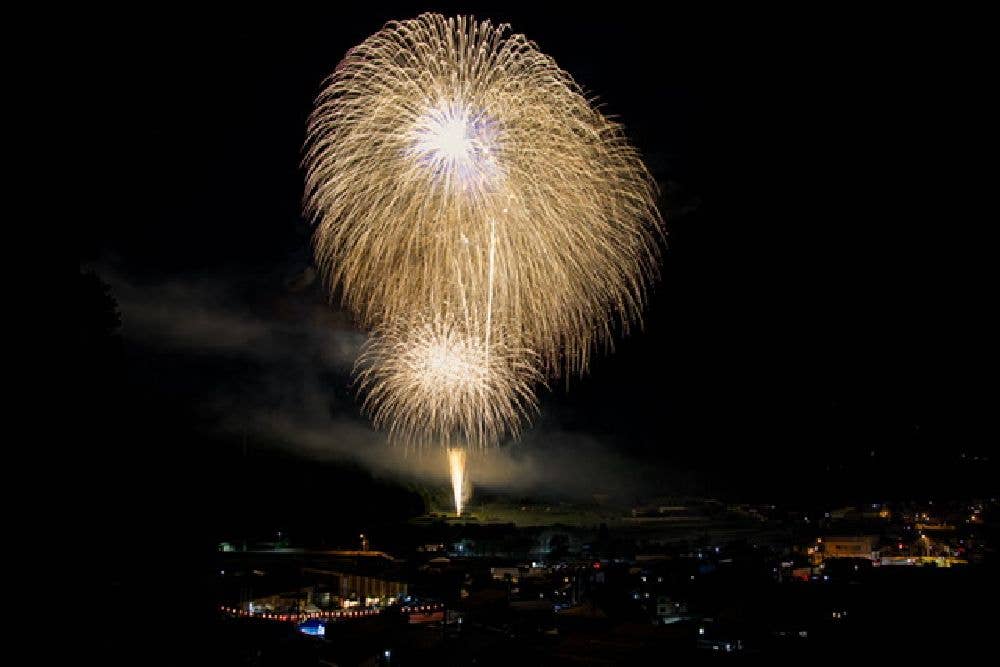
xmin=80 ymin=4 xmax=996 ymax=537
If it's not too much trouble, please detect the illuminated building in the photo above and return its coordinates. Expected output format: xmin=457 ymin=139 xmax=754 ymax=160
xmin=808 ymin=535 xmax=877 ymax=564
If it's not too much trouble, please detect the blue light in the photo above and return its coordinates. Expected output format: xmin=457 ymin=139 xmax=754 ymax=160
xmin=297 ymin=619 xmax=326 ymax=637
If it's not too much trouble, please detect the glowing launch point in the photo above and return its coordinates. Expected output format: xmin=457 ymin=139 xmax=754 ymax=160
xmin=448 ymin=448 xmax=466 ymax=516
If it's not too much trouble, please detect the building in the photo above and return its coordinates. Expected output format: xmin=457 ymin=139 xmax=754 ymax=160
xmin=656 ymin=595 xmax=688 ymax=624
xmin=808 ymin=535 xmax=877 ymax=564
xmin=301 ymin=567 xmax=408 ymax=607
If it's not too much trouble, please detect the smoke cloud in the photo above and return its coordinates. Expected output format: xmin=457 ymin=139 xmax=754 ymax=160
xmin=94 ymin=260 xmax=667 ymax=501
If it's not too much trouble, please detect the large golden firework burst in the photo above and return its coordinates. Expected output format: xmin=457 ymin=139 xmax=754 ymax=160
xmin=305 ymin=13 xmax=662 ymax=383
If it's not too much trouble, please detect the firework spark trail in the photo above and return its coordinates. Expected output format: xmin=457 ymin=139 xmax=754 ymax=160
xmin=485 ymin=217 xmax=495 ymax=367
xmin=448 ymin=448 xmax=466 ymax=516
xmin=305 ymin=13 xmax=663 ymax=382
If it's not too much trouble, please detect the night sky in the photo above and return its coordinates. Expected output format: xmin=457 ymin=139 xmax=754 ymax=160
xmin=80 ymin=4 xmax=996 ymax=558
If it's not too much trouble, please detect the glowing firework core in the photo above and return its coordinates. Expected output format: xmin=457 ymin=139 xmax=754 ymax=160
xmin=410 ymin=101 xmax=499 ymax=188
xmin=448 ymin=448 xmax=466 ymax=516
xmin=419 ymin=337 xmax=486 ymax=392
xmin=415 ymin=105 xmax=472 ymax=161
